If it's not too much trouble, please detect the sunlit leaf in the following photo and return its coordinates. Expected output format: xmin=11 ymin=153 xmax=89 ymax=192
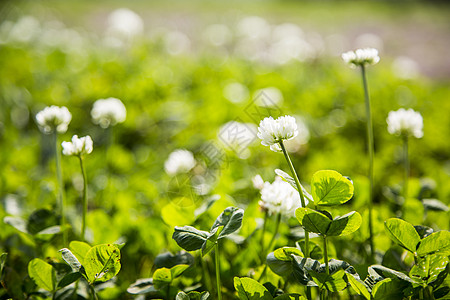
xmin=84 ymin=244 xmax=121 ymax=283
xmin=346 ymin=274 xmax=370 ymax=299
xmin=69 ymin=241 xmax=91 ymax=265
xmin=295 ymin=208 xmax=331 ymax=235
xmin=210 ymin=206 xmax=244 ymax=239
xmin=417 ymin=231 xmax=450 ymax=257
xmin=310 ymin=170 xmax=354 ymax=206
xmin=28 ymin=258 xmax=55 ymax=292
xmin=234 ymin=277 xmax=273 ymax=300
xmin=326 ymin=211 xmax=362 ymax=236
xmin=384 ymin=218 xmax=420 ymax=253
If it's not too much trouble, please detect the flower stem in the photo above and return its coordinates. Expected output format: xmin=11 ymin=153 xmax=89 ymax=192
xmin=55 ymin=132 xmax=68 ymax=246
xmin=79 ymin=156 xmax=88 ymax=242
xmin=403 ymin=135 xmax=409 ymax=200
xmin=257 ymin=212 xmax=282 ymax=282
xmin=260 ymin=210 xmax=268 ymax=263
xmin=279 ymin=140 xmax=310 ymax=258
xmin=215 ymin=243 xmax=222 ymax=300
xmin=361 ymin=65 xmax=375 ymax=263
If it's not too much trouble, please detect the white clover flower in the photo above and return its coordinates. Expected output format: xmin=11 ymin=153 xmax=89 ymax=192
xmin=387 ymin=108 xmax=423 ymax=138
xmin=91 ymin=98 xmax=126 ymax=128
xmin=164 ymin=149 xmax=196 ymax=176
xmin=36 ymin=105 xmax=72 ymax=134
xmin=259 ymin=176 xmax=303 ymax=217
xmin=62 ymin=135 xmax=93 ymax=156
xmin=341 ymin=48 xmax=380 ymax=68
xmin=252 ymin=174 xmax=265 ymax=190
xmin=107 ymin=8 xmax=144 ymax=38
xmin=257 ymin=115 xmax=298 ymax=151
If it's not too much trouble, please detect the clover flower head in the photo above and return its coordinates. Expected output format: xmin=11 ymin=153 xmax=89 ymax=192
xmin=91 ymin=97 xmax=127 ymax=128
xmin=387 ymin=108 xmax=423 ymax=138
xmin=257 ymin=115 xmax=298 ymax=152
xmin=259 ymin=176 xmax=303 ymax=217
xmin=36 ymin=105 xmax=72 ymax=134
xmin=164 ymin=149 xmax=196 ymax=176
xmin=62 ymin=135 xmax=93 ymax=156
xmin=252 ymin=174 xmax=265 ymax=190
xmin=341 ymin=48 xmax=380 ymax=68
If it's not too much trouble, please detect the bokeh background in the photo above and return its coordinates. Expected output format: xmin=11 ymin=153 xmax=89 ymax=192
xmin=1 ymin=0 xmax=449 ymax=298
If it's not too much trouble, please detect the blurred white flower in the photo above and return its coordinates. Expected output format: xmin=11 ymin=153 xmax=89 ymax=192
xmin=387 ymin=108 xmax=423 ymax=138
xmin=253 ymin=87 xmax=283 ymax=107
xmin=203 ymin=24 xmax=232 ymax=47
xmin=107 ymin=8 xmax=144 ymax=37
xmin=164 ymin=31 xmax=191 ymax=55
xmin=8 ymin=16 xmax=41 ymax=43
xmin=91 ymin=97 xmax=126 ymax=128
xmin=164 ymin=149 xmax=196 ymax=176
xmin=259 ymin=176 xmax=302 ymax=217
xmin=342 ymin=48 xmax=380 ymax=68
xmin=392 ymin=56 xmax=420 ymax=80
xmin=237 ymin=16 xmax=270 ymax=41
xmin=62 ymin=135 xmax=93 ymax=156
xmin=257 ymin=116 xmax=298 ymax=151
xmin=36 ymin=105 xmax=72 ymax=134
xmin=252 ymin=174 xmax=265 ymax=190
xmin=223 ymin=82 xmax=249 ymax=103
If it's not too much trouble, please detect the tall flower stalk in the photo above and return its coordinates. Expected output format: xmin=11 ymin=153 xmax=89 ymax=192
xmin=62 ymin=135 xmax=94 ymax=242
xmin=387 ymin=108 xmax=423 ymax=200
xmin=257 ymin=115 xmax=310 ymax=257
xmin=342 ymin=48 xmax=380 ymax=262
xmin=36 ymin=105 xmax=72 ymax=246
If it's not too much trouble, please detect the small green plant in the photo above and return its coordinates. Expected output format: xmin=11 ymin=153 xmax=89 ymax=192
xmin=172 ymin=206 xmax=244 ymax=300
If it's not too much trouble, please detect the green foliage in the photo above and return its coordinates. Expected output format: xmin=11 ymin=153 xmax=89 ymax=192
xmin=310 ymin=170 xmax=354 ymax=206
xmin=384 ymin=218 xmax=421 ymax=253
xmin=28 ymin=258 xmax=55 ymax=292
xmin=296 ymin=208 xmax=361 ymax=236
xmin=83 ymin=244 xmax=121 ymax=284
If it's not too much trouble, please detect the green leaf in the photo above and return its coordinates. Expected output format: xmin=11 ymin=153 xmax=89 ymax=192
xmin=274 ymin=295 xmax=306 ymax=300
xmin=422 ymin=199 xmax=449 ymax=212
xmin=0 ymin=253 xmax=6 ymax=274
xmin=273 ymin=247 xmax=304 ymax=261
xmin=310 ymin=170 xmax=354 ymax=206
xmin=369 ymin=265 xmax=416 ymax=284
xmin=202 ymin=228 xmax=219 ymax=257
xmin=127 ymin=278 xmax=159 ymax=295
xmin=28 ymin=258 xmax=55 ymax=292
xmin=27 ymin=208 xmax=59 ymax=235
xmin=346 ymin=274 xmax=370 ymax=299
xmin=417 ymin=231 xmax=450 ymax=257
xmin=326 ymin=211 xmax=362 ymax=236
xmin=4 ymin=216 xmax=28 ymax=234
xmin=372 ymin=278 xmax=409 ymax=300
xmin=384 ymin=218 xmax=421 ymax=253
xmin=295 ymin=208 xmax=331 ymax=235
xmin=234 ymin=277 xmax=273 ymax=300
xmin=35 ymin=225 xmax=62 ymax=241
xmin=173 ymin=226 xmax=209 ymax=251
xmin=176 ymin=291 xmax=210 ymax=300
xmin=154 ymin=251 xmax=194 ymax=269
xmin=308 ymin=269 xmax=347 ymax=292
xmin=410 ymin=254 xmax=449 ymax=285
xmin=57 ymin=272 xmax=82 ymax=288
xmin=275 ymin=169 xmax=314 ymax=203
xmin=210 ymin=206 xmax=244 ymax=239
xmin=69 ymin=241 xmax=91 ymax=265
xmin=84 ymin=244 xmax=121 ymax=284
xmin=153 ymin=265 xmax=189 ymax=290
xmin=59 ymin=248 xmax=82 ymax=272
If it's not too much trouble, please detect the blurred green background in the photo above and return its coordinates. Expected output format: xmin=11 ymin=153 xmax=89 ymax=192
xmin=0 ymin=0 xmax=449 ymax=298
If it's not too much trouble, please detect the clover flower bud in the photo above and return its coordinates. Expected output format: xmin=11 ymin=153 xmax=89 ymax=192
xmin=91 ymin=97 xmax=126 ymax=129
xmin=342 ymin=48 xmax=380 ymax=68
xmin=62 ymin=135 xmax=93 ymax=156
xmin=387 ymin=108 xmax=423 ymax=138
xmin=164 ymin=149 xmax=196 ymax=176
xmin=36 ymin=105 xmax=72 ymax=134
xmin=257 ymin=115 xmax=298 ymax=152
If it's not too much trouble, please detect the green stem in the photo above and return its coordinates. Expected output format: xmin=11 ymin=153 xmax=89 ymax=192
xmin=260 ymin=210 xmax=268 ymax=263
xmin=200 ymin=253 xmax=213 ymax=292
xmin=215 ymin=244 xmax=222 ymax=300
xmin=55 ymin=132 xmax=68 ymax=246
xmin=89 ymin=284 xmax=98 ymax=300
xmin=361 ymin=65 xmax=375 ymax=263
xmin=79 ymin=156 xmax=88 ymax=242
xmin=323 ymin=236 xmax=329 ymax=276
xmin=403 ymin=135 xmax=409 ymax=200
xmin=166 ymin=284 xmax=170 ymax=300
xmin=267 ymin=213 xmax=281 ymax=253
xmin=279 ymin=140 xmax=310 ymax=258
